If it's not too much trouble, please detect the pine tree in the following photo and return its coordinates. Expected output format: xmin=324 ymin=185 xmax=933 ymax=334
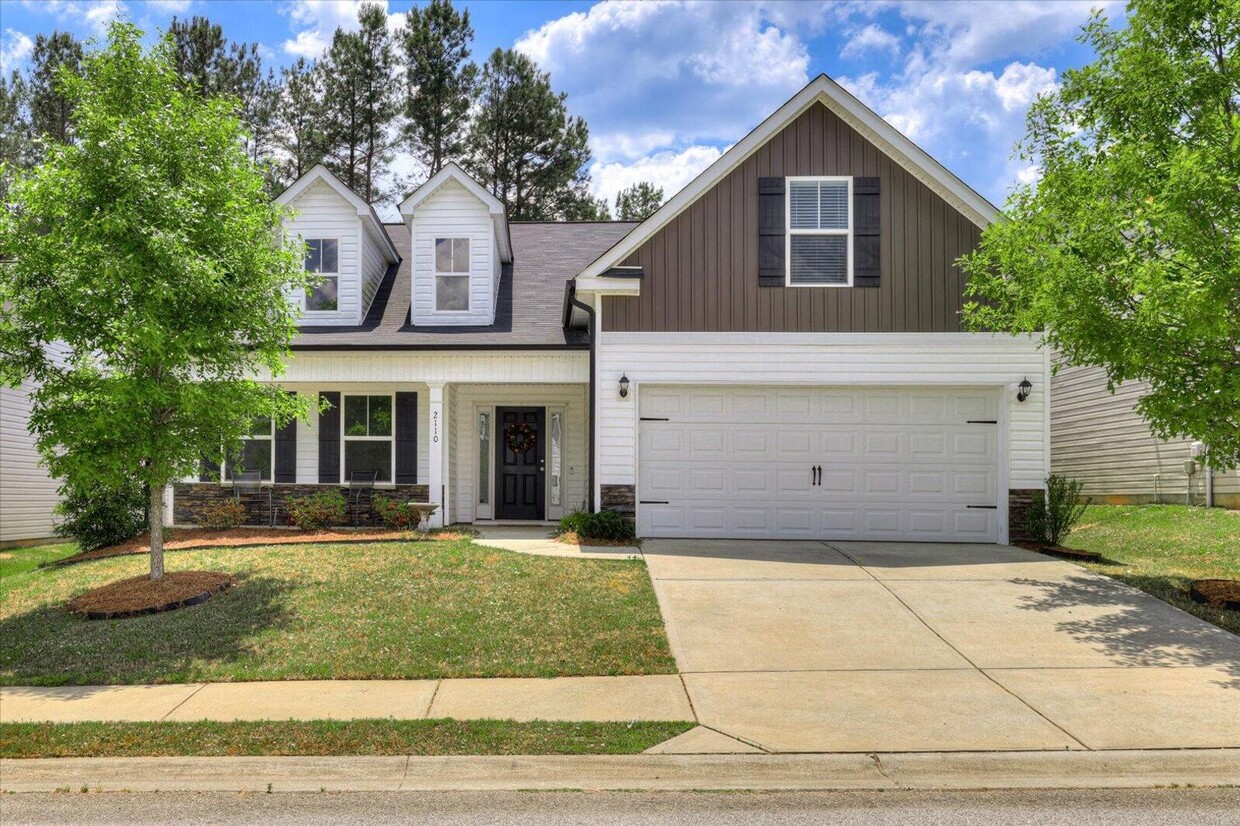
xmin=615 ymin=181 xmax=664 ymax=220
xmin=466 ymin=48 xmax=593 ymax=221
xmin=273 ymin=57 xmax=326 ymax=189
xmin=29 ymin=31 xmax=83 ymax=144
xmin=0 ymin=72 xmax=35 ymax=200
xmin=168 ymin=15 xmax=228 ymax=97
xmin=320 ymin=3 xmax=398 ymax=203
xmin=400 ymin=0 xmax=477 ymax=176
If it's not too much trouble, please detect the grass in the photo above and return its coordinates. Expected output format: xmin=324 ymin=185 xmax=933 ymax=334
xmin=0 ymin=719 xmax=695 ymax=758
xmin=1068 ymin=504 xmax=1240 ymax=635
xmin=0 ymin=543 xmax=77 ymax=579
xmin=0 ymin=539 xmax=676 ymax=686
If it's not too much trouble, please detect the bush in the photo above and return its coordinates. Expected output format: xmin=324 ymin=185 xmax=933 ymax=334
xmin=284 ymin=489 xmax=347 ymax=530
xmin=558 ymin=508 xmax=636 ymax=542
xmin=196 ymin=499 xmax=249 ymax=530
xmin=373 ymin=495 xmax=431 ymax=530
xmin=53 ymin=477 xmax=147 ymax=552
xmin=1027 ymin=474 xmax=1090 ymax=547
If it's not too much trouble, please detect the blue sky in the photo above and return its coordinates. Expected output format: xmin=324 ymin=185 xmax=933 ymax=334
xmin=1 ymin=1 xmax=1120 ymax=214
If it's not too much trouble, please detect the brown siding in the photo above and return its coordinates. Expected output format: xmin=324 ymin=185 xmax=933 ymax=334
xmin=605 ymin=102 xmax=983 ymax=333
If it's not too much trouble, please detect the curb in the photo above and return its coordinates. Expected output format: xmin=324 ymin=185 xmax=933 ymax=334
xmin=4 ymin=749 xmax=1239 ymax=793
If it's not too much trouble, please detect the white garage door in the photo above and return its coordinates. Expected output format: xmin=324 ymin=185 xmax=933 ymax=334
xmin=637 ymin=386 xmax=1000 ymax=542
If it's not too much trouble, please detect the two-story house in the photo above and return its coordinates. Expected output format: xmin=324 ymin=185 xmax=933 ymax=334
xmin=171 ymin=74 xmax=1050 ymax=545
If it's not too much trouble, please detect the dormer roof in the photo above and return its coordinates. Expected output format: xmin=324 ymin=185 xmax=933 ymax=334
xmin=398 ymin=162 xmax=513 ymax=263
xmin=276 ymin=164 xmax=401 ymax=263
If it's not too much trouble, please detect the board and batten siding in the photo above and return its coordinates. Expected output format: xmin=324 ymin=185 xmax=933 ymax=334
xmin=596 ymin=332 xmax=1049 ymax=492
xmin=284 ymin=178 xmax=363 ymax=325
xmin=409 ymin=179 xmax=497 ymax=326
xmin=0 ymin=344 xmax=69 ymax=544
xmin=603 ymin=102 xmax=982 ymax=334
xmin=1051 ymin=364 xmax=1239 ymax=506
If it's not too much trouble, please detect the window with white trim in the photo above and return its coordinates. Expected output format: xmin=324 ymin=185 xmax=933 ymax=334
xmin=225 ymin=416 xmax=273 ymax=481
xmin=787 ymin=177 xmax=851 ymax=286
xmin=343 ymin=394 xmax=393 ymax=482
xmin=434 ymin=237 xmax=470 ymax=311
xmin=304 ymin=238 xmax=340 ymax=311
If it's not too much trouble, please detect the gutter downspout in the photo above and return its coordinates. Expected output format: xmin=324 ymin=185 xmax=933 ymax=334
xmin=566 ymin=281 xmax=596 ymax=511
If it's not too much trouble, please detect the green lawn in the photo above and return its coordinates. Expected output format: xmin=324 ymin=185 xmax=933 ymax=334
xmin=0 ymin=719 xmax=694 ymax=758
xmin=0 ymin=543 xmax=77 ymax=579
xmin=1069 ymin=504 xmax=1240 ymax=635
xmin=0 ymin=539 xmax=676 ymax=685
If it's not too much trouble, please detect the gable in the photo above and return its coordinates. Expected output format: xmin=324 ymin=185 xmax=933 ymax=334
xmin=603 ymin=101 xmax=983 ymax=334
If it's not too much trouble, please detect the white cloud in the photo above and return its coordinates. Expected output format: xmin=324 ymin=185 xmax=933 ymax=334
xmin=590 ymin=144 xmax=724 ymax=210
xmin=1 ymin=29 xmax=34 ymax=73
xmin=20 ymin=0 xmax=127 ymax=38
xmin=841 ymin=24 xmax=901 ymax=60
xmin=280 ymin=0 xmax=406 ymax=58
xmin=144 ymin=0 xmax=191 ymax=12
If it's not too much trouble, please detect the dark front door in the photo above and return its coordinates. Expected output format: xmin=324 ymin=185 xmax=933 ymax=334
xmin=496 ymin=407 xmax=545 ymax=520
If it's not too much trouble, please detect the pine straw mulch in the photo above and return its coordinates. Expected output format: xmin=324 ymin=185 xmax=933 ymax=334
xmin=555 ymin=531 xmax=640 ymax=548
xmin=1189 ymin=579 xmax=1240 ymax=611
xmin=67 ymin=571 xmax=234 ymax=620
xmin=49 ymin=527 xmax=475 ymax=568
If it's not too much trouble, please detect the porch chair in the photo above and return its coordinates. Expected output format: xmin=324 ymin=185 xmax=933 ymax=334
xmin=348 ymin=470 xmax=379 ymax=526
xmin=232 ymin=469 xmax=274 ymax=527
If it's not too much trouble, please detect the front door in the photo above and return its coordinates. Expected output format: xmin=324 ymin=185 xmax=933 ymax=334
xmin=496 ymin=407 xmax=545 ymax=520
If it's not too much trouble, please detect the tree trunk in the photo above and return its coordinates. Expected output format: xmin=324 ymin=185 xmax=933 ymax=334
xmin=149 ymin=483 xmax=165 ymax=581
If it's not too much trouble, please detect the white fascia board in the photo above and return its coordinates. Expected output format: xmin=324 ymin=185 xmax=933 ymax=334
xmin=577 ymin=74 xmax=1000 ymax=280
xmin=276 ymin=164 xmax=400 ymax=263
xmin=399 ymin=162 xmax=512 ymax=263
xmin=573 ymin=275 xmax=641 ymax=295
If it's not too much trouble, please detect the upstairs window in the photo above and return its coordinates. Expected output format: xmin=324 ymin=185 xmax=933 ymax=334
xmin=787 ymin=177 xmax=851 ymax=286
xmin=304 ymin=238 xmax=339 ymax=311
xmin=435 ymin=237 xmax=470 ymax=311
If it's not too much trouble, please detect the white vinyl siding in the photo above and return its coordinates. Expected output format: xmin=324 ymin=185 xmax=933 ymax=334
xmin=359 ymin=223 xmax=390 ymax=316
xmin=284 ymin=179 xmax=362 ymax=325
xmin=410 ymin=179 xmax=497 ymax=326
xmin=0 ymin=344 xmax=69 ymax=543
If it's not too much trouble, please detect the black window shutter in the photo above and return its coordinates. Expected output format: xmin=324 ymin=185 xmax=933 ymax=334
xmin=318 ymin=391 xmax=340 ymax=484
xmin=199 ymin=455 xmax=221 ymax=482
xmin=758 ymin=177 xmax=785 ymax=287
xmin=853 ymin=177 xmax=881 ymax=288
xmin=395 ymin=392 xmax=418 ymax=484
xmin=274 ymin=391 xmax=298 ymax=483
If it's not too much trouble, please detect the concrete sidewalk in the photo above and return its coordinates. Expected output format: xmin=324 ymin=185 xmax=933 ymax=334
xmin=0 ymin=675 xmax=693 ymax=724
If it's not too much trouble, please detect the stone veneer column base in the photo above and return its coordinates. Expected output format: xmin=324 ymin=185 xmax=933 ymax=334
xmin=1007 ymin=488 xmax=1041 ymax=544
xmin=173 ymin=483 xmax=430 ymax=527
xmin=600 ymin=484 xmax=636 ymax=518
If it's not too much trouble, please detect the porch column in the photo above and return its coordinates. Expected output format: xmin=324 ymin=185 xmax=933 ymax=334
xmin=428 ymin=382 xmax=448 ymax=528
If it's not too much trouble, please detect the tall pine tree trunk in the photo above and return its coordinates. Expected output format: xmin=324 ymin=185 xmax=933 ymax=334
xmin=149 ymin=483 xmax=165 ymax=580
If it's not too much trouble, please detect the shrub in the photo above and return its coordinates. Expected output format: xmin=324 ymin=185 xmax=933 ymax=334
xmin=558 ymin=508 xmax=636 ymax=542
xmin=373 ymin=495 xmax=431 ymax=530
xmin=1027 ymin=474 xmax=1090 ymax=547
xmin=284 ymin=489 xmax=347 ymax=530
xmin=196 ymin=499 xmax=249 ymax=530
xmin=53 ymin=477 xmax=147 ymax=552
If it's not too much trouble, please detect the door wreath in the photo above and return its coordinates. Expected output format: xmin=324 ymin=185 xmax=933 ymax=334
xmin=503 ymin=421 xmax=537 ymax=455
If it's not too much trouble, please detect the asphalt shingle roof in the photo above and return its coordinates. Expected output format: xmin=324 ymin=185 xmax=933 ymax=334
xmin=290 ymin=221 xmax=636 ymax=350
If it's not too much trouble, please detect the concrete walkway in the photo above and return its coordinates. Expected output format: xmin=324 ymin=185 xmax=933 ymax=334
xmin=643 ymin=539 xmax=1240 ymax=754
xmin=471 ymin=525 xmax=640 ymax=559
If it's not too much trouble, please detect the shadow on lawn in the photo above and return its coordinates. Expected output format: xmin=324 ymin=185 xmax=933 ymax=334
xmin=0 ymin=573 xmax=295 ymax=688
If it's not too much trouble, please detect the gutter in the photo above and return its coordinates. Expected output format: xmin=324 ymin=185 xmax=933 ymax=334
xmin=565 ymin=280 xmax=596 ymax=511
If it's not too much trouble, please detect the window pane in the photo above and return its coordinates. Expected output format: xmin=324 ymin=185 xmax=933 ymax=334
xmin=452 ymin=238 xmax=470 ymax=272
xmin=306 ymin=276 xmax=338 ymax=311
xmin=344 ymin=396 xmax=369 ymax=436
xmin=436 ymin=275 xmax=469 ymax=311
xmin=550 ymin=412 xmax=562 ymax=507
xmin=320 ymin=239 xmax=338 ymax=272
xmin=789 ymin=180 xmax=819 ymax=229
xmin=478 ymin=412 xmax=489 ymax=506
xmin=368 ymin=395 xmax=392 ymax=437
xmin=304 ymin=239 xmax=321 ymax=272
xmin=345 ymin=441 xmax=391 ymax=482
xmin=249 ymin=415 xmax=271 ymax=437
xmin=790 ymin=235 xmax=848 ymax=284
xmin=226 ymin=438 xmax=272 ymax=481
xmin=819 ymin=181 xmax=849 ymax=230
xmin=435 ymin=238 xmax=453 ymax=272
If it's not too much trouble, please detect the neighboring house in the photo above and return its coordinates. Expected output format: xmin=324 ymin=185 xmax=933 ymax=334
xmin=1051 ymin=365 xmax=1239 ymax=508
xmin=0 ymin=345 xmax=67 ymax=547
xmin=171 ymin=74 xmax=1050 ymax=545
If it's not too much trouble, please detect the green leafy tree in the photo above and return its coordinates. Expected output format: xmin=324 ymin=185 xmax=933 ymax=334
xmin=274 ymin=57 xmax=327 ymax=188
xmin=401 ymin=0 xmax=477 ymax=176
xmin=0 ymin=71 xmax=34 ymax=199
xmin=960 ymin=0 xmax=1240 ymax=466
xmin=614 ymin=181 xmax=664 ymax=220
xmin=0 ymin=23 xmax=311 ymax=580
xmin=466 ymin=48 xmax=594 ymax=220
xmin=321 ymin=2 xmax=398 ymax=203
xmin=29 ymin=30 xmax=83 ymax=144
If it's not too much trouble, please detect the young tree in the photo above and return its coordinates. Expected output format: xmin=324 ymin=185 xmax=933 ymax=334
xmin=401 ymin=0 xmax=477 ymax=176
xmin=0 ymin=23 xmax=310 ymax=580
xmin=273 ymin=57 xmax=326 ymax=188
xmin=960 ymin=0 xmax=1240 ymax=466
xmin=614 ymin=181 xmax=664 ymax=220
xmin=320 ymin=2 xmax=398 ymax=203
xmin=466 ymin=48 xmax=593 ymax=220
xmin=29 ymin=30 xmax=83 ymax=144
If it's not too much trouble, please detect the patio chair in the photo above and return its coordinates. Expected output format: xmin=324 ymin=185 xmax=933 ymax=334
xmin=348 ymin=470 xmax=379 ymax=526
xmin=232 ymin=469 xmax=274 ymax=527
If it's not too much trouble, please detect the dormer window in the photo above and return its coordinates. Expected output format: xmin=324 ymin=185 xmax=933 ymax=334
xmin=304 ymin=238 xmax=340 ymax=311
xmin=435 ymin=237 xmax=470 ymax=312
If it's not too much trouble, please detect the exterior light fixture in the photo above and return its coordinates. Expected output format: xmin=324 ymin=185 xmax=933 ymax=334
xmin=1017 ymin=377 xmax=1032 ymax=403
xmin=619 ymin=374 xmax=630 ymax=399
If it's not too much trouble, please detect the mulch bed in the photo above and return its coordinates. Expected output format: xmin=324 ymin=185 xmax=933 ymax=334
xmin=556 ymin=531 xmax=640 ymax=548
xmin=67 ymin=571 xmax=234 ymax=620
xmin=1189 ymin=579 xmax=1240 ymax=611
xmin=1012 ymin=540 xmax=1104 ymax=562
xmin=48 ymin=527 xmax=473 ymax=568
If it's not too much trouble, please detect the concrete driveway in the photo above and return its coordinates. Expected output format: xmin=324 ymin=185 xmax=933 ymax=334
xmin=642 ymin=540 xmax=1240 ymax=754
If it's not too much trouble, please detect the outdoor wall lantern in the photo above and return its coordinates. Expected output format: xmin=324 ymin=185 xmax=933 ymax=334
xmin=619 ymin=374 xmax=630 ymax=399
xmin=1017 ymin=377 xmax=1033 ymax=403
